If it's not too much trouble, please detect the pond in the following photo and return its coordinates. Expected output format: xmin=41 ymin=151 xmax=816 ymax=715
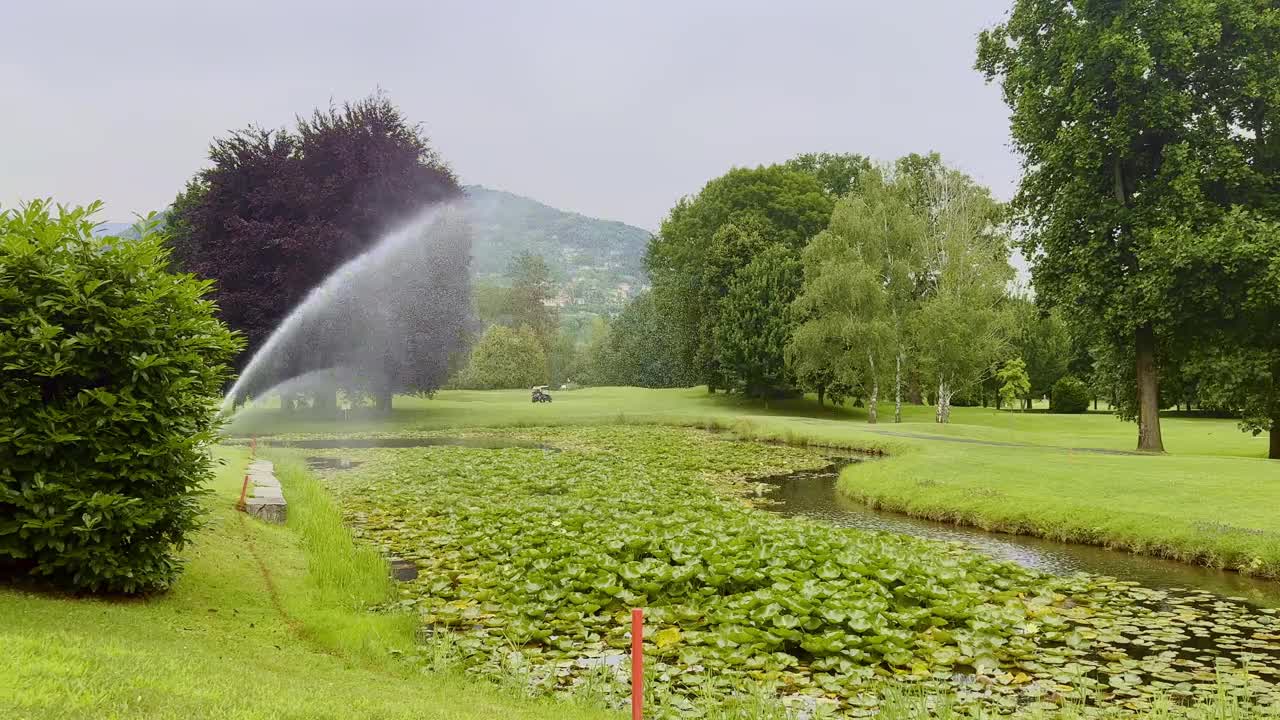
xmin=763 ymin=462 xmax=1280 ymax=607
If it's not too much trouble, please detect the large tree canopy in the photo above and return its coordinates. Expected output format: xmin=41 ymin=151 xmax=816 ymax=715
xmin=977 ymin=0 xmax=1278 ymax=450
xmin=168 ymin=94 xmax=469 ymax=410
xmin=645 ymin=163 xmax=835 ymax=391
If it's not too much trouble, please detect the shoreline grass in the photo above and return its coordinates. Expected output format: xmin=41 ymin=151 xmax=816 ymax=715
xmin=225 ymin=387 xmax=1280 ymax=581
xmin=0 ymin=446 xmax=616 ymax=720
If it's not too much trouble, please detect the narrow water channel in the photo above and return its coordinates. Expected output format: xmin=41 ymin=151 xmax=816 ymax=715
xmin=763 ymin=464 xmax=1280 ymax=608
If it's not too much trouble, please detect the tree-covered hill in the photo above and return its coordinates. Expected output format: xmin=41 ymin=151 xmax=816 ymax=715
xmin=464 ymin=186 xmax=650 ymax=309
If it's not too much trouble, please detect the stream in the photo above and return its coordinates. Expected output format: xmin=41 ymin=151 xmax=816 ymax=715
xmin=762 ymin=464 xmax=1280 ymax=608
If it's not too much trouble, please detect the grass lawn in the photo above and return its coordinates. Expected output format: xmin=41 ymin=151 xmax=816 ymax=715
xmin=225 ymin=387 xmax=1280 ymax=577
xmin=0 ymin=446 xmax=615 ymax=720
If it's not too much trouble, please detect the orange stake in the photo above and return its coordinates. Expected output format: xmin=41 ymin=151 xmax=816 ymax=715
xmin=631 ymin=608 xmax=643 ymax=720
xmin=237 ymin=474 xmax=250 ymax=511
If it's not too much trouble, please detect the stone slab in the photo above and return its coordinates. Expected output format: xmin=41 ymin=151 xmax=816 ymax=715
xmin=250 ymin=474 xmax=280 ymax=487
xmin=253 ymin=485 xmax=284 ymax=500
xmin=248 ymin=460 xmax=274 ymax=473
xmin=245 ymin=496 xmax=286 ymax=524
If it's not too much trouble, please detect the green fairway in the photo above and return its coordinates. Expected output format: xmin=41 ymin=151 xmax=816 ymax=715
xmin=227 ymin=386 xmax=1270 ymax=458
xmin=225 ymin=386 xmax=1280 ymax=578
xmin=0 ymin=447 xmax=613 ymax=720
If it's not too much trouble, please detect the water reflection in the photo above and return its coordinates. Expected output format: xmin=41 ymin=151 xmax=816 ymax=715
xmin=763 ymin=465 xmax=1280 ymax=608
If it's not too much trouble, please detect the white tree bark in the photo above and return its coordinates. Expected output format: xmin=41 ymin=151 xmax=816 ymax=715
xmin=894 ymin=353 xmax=903 ymax=424
xmin=867 ymin=352 xmax=878 ymax=424
xmin=935 ymin=376 xmax=953 ymax=424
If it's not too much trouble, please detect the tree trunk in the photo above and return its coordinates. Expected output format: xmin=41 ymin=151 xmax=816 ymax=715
xmin=817 ymin=385 xmax=825 ymax=408
xmin=372 ymin=390 xmax=393 ymax=415
xmin=894 ymin=354 xmax=903 ymax=424
xmin=281 ymin=395 xmax=294 ymax=413
xmin=935 ymin=377 xmax=953 ymax=424
xmin=1093 ymin=397 xmax=1098 ymax=411
xmin=937 ymin=380 xmax=953 ymax=424
xmin=867 ymin=353 xmax=878 ymax=424
xmin=1135 ymin=323 xmax=1165 ymax=452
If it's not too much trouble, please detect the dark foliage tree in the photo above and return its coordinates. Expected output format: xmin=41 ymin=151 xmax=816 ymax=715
xmin=714 ymin=244 xmax=804 ymax=397
xmin=1010 ymin=299 xmax=1070 ymax=409
xmin=583 ymin=292 xmax=693 ymax=388
xmin=168 ymin=94 xmax=467 ymax=411
xmin=646 ymin=164 xmax=833 ymax=391
xmin=1158 ymin=211 xmax=1280 ymax=457
xmin=1051 ymin=376 xmax=1091 ymax=414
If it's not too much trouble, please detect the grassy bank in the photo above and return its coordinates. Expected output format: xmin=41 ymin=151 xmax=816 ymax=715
xmin=225 ymin=386 xmax=1272 ymax=458
xmin=224 ymin=387 xmax=1280 ymax=579
xmin=0 ymin=446 xmax=614 ymax=720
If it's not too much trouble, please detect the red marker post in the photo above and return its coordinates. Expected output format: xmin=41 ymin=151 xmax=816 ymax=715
xmin=631 ymin=608 xmax=644 ymax=720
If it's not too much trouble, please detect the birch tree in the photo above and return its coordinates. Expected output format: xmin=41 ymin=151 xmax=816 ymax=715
xmin=911 ymin=170 xmax=1014 ymax=423
xmin=791 ymin=170 xmax=924 ymax=423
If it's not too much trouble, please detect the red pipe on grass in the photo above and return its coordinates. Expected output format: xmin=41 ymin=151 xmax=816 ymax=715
xmin=631 ymin=608 xmax=643 ymax=720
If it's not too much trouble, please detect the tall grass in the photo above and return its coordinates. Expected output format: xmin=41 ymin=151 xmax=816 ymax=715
xmin=266 ymin=450 xmax=419 ymax=665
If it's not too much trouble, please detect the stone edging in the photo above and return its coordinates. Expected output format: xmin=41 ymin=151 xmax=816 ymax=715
xmin=244 ymin=459 xmax=287 ymax=523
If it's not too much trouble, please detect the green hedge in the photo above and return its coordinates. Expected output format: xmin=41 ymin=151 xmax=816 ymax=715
xmin=1051 ymin=375 xmax=1091 ymax=414
xmin=0 ymin=201 xmax=242 ymax=592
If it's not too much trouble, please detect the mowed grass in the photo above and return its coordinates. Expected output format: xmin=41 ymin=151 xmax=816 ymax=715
xmin=0 ymin=447 xmax=615 ymax=720
xmin=228 ymin=386 xmax=1270 ymax=458
xmin=226 ymin=386 xmax=1280 ymax=577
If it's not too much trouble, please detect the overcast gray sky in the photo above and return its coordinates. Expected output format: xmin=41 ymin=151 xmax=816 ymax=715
xmin=1 ymin=0 xmax=1017 ymax=231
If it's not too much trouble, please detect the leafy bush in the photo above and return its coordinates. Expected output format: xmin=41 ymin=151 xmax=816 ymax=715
xmin=1051 ymin=375 xmax=1090 ymax=414
xmin=0 ymin=201 xmax=242 ymax=592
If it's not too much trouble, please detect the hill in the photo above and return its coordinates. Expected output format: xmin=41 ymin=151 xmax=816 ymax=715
xmin=464 ymin=185 xmax=650 ymax=313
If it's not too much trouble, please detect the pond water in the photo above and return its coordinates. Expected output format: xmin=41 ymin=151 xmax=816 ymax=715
xmin=763 ymin=463 xmax=1280 ymax=608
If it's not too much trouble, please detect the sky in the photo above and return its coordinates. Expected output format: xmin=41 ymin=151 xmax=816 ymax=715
xmin=1 ymin=0 xmax=1018 ymax=232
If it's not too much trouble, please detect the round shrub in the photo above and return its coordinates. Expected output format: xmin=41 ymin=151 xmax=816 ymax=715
xmin=1051 ymin=375 xmax=1091 ymax=414
xmin=0 ymin=201 xmax=242 ymax=593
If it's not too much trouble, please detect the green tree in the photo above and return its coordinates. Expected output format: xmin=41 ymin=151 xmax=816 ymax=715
xmin=791 ymin=169 xmax=925 ymax=423
xmin=0 ymin=201 xmax=242 ymax=592
xmin=1010 ymin=299 xmax=1071 ymax=410
xmin=784 ymin=152 xmax=874 ymax=198
xmin=996 ymin=359 xmax=1032 ymax=411
xmin=1158 ymin=211 xmax=1280 ymax=457
xmin=455 ymin=325 xmax=546 ymax=390
xmin=1052 ymin=376 xmax=1092 ymax=414
xmin=646 ymin=165 xmax=833 ymax=387
xmin=583 ymin=293 xmax=692 ymax=388
xmin=977 ymin=0 xmax=1276 ymax=451
xmin=911 ymin=170 xmax=1013 ymax=423
xmin=505 ymin=252 xmax=558 ymax=353
xmin=714 ymin=245 xmax=803 ymax=397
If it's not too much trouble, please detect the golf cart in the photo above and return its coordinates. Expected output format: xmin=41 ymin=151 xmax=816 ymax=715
xmin=531 ymin=386 xmax=552 ymax=403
